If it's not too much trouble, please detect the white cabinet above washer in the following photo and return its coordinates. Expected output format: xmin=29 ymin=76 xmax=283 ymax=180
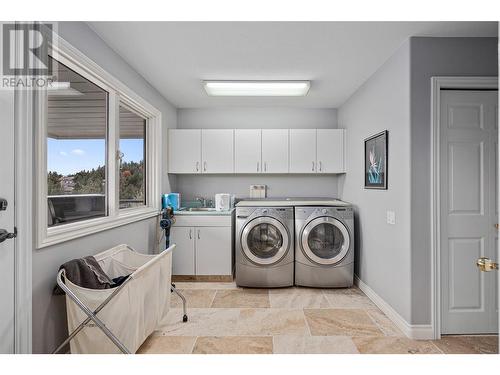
xmin=235 ymin=129 xmax=262 ymax=173
xmin=261 ymin=129 xmax=289 ymax=173
xmin=289 ymin=129 xmax=345 ymax=174
xmin=289 ymin=129 xmax=317 ymax=173
xmin=317 ymin=129 xmax=345 ymax=173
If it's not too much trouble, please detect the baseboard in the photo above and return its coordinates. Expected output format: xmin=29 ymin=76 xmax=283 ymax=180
xmin=172 ymin=275 xmax=234 ymax=282
xmin=355 ymin=276 xmax=434 ymax=340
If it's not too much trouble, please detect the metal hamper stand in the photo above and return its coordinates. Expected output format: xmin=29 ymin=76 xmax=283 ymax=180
xmin=53 ymin=269 xmax=188 ymax=354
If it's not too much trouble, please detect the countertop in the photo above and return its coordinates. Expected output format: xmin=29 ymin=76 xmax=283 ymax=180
xmin=235 ymin=198 xmax=350 ymax=207
xmin=174 ymin=208 xmax=234 ymax=216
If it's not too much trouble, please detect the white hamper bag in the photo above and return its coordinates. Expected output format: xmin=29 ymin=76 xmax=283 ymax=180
xmin=64 ymin=244 xmax=174 ymax=354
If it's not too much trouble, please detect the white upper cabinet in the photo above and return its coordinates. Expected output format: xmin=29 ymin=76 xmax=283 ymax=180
xmin=235 ymin=129 xmax=262 ymax=173
xmin=317 ymin=129 xmax=345 ymax=173
xmin=201 ymin=129 xmax=234 ymax=173
xmin=289 ymin=129 xmax=317 ymax=173
xmin=262 ymin=129 xmax=289 ymax=173
xmin=169 ymin=128 xmax=345 ymax=174
xmin=168 ymin=129 xmax=201 ymax=173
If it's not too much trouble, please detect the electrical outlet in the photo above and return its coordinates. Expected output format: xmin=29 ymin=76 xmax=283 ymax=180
xmin=386 ymin=211 xmax=396 ymax=225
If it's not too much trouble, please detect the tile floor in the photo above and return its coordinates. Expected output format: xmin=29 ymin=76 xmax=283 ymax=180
xmin=137 ymin=282 xmax=499 ymax=354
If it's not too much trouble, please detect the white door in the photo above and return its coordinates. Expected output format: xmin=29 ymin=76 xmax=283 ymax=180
xmin=234 ymin=129 xmax=261 ymax=173
xmin=440 ymin=90 xmax=498 ymax=334
xmin=201 ymin=129 xmax=234 ymax=173
xmin=171 ymin=227 xmax=196 ymax=275
xmin=317 ymin=129 xmax=345 ymax=173
xmin=195 ymin=227 xmax=232 ymax=275
xmin=290 ymin=129 xmax=317 ymax=173
xmin=168 ymin=129 xmax=201 ymax=173
xmin=0 ymin=82 xmax=16 ymax=353
xmin=261 ymin=129 xmax=289 ymax=173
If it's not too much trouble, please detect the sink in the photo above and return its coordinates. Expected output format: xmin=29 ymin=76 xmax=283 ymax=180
xmin=181 ymin=207 xmax=217 ymax=212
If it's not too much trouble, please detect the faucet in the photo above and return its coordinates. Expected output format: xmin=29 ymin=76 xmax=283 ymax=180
xmin=195 ymin=197 xmax=214 ymax=208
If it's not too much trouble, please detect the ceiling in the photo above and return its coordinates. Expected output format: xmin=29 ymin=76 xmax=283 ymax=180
xmin=88 ymin=22 xmax=498 ymax=109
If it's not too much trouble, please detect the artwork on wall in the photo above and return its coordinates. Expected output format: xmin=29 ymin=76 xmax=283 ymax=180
xmin=364 ymin=130 xmax=388 ymax=189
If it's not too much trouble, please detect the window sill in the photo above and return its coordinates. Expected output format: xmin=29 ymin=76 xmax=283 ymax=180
xmin=38 ymin=207 xmax=160 ymax=249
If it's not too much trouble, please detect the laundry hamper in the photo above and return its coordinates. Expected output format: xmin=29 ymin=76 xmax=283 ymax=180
xmin=59 ymin=244 xmax=175 ymax=354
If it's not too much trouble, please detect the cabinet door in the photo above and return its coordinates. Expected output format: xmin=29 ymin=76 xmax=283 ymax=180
xmin=317 ymin=129 xmax=345 ymax=173
xmin=235 ymin=129 xmax=262 ymax=173
xmin=289 ymin=129 xmax=317 ymax=173
xmin=261 ymin=129 xmax=289 ymax=173
xmin=168 ymin=129 xmax=201 ymax=173
xmin=171 ymin=226 xmax=195 ymax=275
xmin=195 ymin=227 xmax=232 ymax=276
xmin=201 ymin=129 xmax=234 ymax=173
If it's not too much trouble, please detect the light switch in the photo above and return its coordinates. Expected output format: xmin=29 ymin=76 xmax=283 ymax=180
xmin=386 ymin=211 xmax=396 ymax=225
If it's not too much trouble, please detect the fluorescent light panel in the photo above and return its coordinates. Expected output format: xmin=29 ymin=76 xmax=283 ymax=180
xmin=204 ymin=80 xmax=310 ymax=96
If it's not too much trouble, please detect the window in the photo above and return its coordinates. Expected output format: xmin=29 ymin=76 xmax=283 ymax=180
xmin=36 ymin=39 xmax=162 ymax=248
xmin=119 ymin=104 xmax=146 ymax=209
xmin=47 ymin=56 xmax=108 ymax=227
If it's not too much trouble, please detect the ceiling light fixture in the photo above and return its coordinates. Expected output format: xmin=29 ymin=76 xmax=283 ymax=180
xmin=203 ymin=80 xmax=311 ymax=97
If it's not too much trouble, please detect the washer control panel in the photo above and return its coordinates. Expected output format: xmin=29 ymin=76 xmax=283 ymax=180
xmin=236 ymin=207 xmax=293 ymax=220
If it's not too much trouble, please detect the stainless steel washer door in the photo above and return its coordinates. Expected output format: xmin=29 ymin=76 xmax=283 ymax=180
xmin=241 ymin=216 xmax=290 ymax=266
xmin=301 ymin=216 xmax=350 ymax=265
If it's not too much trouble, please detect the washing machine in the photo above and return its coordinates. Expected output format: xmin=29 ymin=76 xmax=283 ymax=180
xmin=235 ymin=205 xmax=294 ymax=287
xmin=295 ymin=205 xmax=354 ymax=287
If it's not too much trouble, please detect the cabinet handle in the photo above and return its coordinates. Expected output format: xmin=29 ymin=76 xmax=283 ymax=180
xmin=197 ymin=229 xmax=200 ymax=240
xmin=196 ymin=162 xmax=199 ymax=172
xmin=257 ymin=162 xmax=259 ymax=172
xmin=203 ymin=161 xmax=207 ymax=172
xmin=264 ymin=162 xmax=267 ymax=172
xmin=319 ymin=161 xmax=322 ymax=172
xmin=312 ymin=161 xmax=315 ymax=171
xmin=189 ymin=229 xmax=192 ymax=239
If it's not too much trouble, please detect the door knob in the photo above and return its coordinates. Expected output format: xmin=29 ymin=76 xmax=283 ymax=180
xmin=476 ymin=257 xmax=499 ymax=272
xmin=0 ymin=228 xmax=17 ymax=243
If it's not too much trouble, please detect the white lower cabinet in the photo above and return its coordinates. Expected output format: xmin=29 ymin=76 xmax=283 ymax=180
xmin=195 ymin=227 xmax=232 ymax=275
xmin=170 ymin=226 xmax=196 ymax=275
xmin=171 ymin=216 xmax=233 ymax=276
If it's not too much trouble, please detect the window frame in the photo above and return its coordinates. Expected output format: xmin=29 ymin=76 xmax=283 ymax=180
xmin=117 ymin=100 xmax=148 ymax=211
xmin=35 ymin=33 xmax=162 ymax=248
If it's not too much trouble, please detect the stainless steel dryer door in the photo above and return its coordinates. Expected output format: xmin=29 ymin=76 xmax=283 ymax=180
xmin=301 ymin=216 xmax=350 ymax=265
xmin=241 ymin=216 xmax=290 ymax=266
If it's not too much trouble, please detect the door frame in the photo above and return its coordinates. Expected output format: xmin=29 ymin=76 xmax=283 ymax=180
xmin=430 ymin=76 xmax=498 ymax=340
xmin=9 ymin=22 xmax=35 ymax=353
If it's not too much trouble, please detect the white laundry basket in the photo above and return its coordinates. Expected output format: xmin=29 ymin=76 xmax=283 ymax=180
xmin=62 ymin=244 xmax=174 ymax=354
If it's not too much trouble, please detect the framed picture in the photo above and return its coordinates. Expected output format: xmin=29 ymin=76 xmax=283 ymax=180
xmin=364 ymin=130 xmax=388 ymax=189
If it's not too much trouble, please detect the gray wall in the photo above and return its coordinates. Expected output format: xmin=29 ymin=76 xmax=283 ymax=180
xmin=409 ymin=37 xmax=498 ymax=324
xmin=338 ymin=37 xmax=498 ymax=327
xmin=175 ymin=108 xmax=340 ymax=200
xmin=338 ymin=41 xmax=412 ymax=322
xmin=32 ymin=22 xmax=177 ymax=353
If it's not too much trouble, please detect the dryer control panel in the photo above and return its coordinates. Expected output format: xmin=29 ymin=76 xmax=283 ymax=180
xmin=295 ymin=206 xmax=353 ymax=220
